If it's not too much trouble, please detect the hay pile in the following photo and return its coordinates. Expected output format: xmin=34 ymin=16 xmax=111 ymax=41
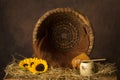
xmin=4 ymin=60 xmax=116 ymax=80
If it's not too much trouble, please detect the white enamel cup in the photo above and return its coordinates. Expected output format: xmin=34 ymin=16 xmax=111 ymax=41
xmin=80 ymin=61 xmax=95 ymax=76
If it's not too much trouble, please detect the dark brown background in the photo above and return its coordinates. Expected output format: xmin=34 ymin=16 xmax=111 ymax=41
xmin=0 ymin=0 xmax=120 ymax=79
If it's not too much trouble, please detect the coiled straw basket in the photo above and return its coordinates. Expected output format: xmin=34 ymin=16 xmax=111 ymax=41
xmin=33 ymin=8 xmax=94 ymax=67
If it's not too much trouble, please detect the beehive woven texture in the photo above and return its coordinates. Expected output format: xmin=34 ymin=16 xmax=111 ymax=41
xmin=33 ymin=8 xmax=94 ymax=54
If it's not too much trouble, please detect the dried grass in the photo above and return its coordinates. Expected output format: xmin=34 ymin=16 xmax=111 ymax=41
xmin=4 ymin=60 xmax=116 ymax=80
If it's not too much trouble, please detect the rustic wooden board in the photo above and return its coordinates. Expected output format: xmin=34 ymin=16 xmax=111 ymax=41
xmin=4 ymin=75 xmax=117 ymax=80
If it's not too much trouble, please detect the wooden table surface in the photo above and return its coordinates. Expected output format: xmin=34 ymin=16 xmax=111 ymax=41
xmin=4 ymin=75 xmax=117 ymax=80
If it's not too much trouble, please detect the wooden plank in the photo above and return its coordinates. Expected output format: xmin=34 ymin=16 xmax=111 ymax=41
xmin=4 ymin=76 xmax=117 ymax=80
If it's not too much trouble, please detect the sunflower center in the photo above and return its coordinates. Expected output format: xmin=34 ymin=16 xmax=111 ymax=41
xmin=36 ymin=64 xmax=45 ymax=71
xmin=23 ymin=63 xmax=28 ymax=67
xmin=30 ymin=62 xmax=34 ymax=66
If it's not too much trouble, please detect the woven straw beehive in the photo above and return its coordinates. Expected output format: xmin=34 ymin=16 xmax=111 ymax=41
xmin=33 ymin=8 xmax=94 ymax=68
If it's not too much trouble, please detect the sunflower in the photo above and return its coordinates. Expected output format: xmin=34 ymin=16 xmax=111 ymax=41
xmin=28 ymin=59 xmax=48 ymax=74
xmin=19 ymin=58 xmax=39 ymax=69
xmin=19 ymin=58 xmax=31 ymax=69
xmin=18 ymin=58 xmax=48 ymax=74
